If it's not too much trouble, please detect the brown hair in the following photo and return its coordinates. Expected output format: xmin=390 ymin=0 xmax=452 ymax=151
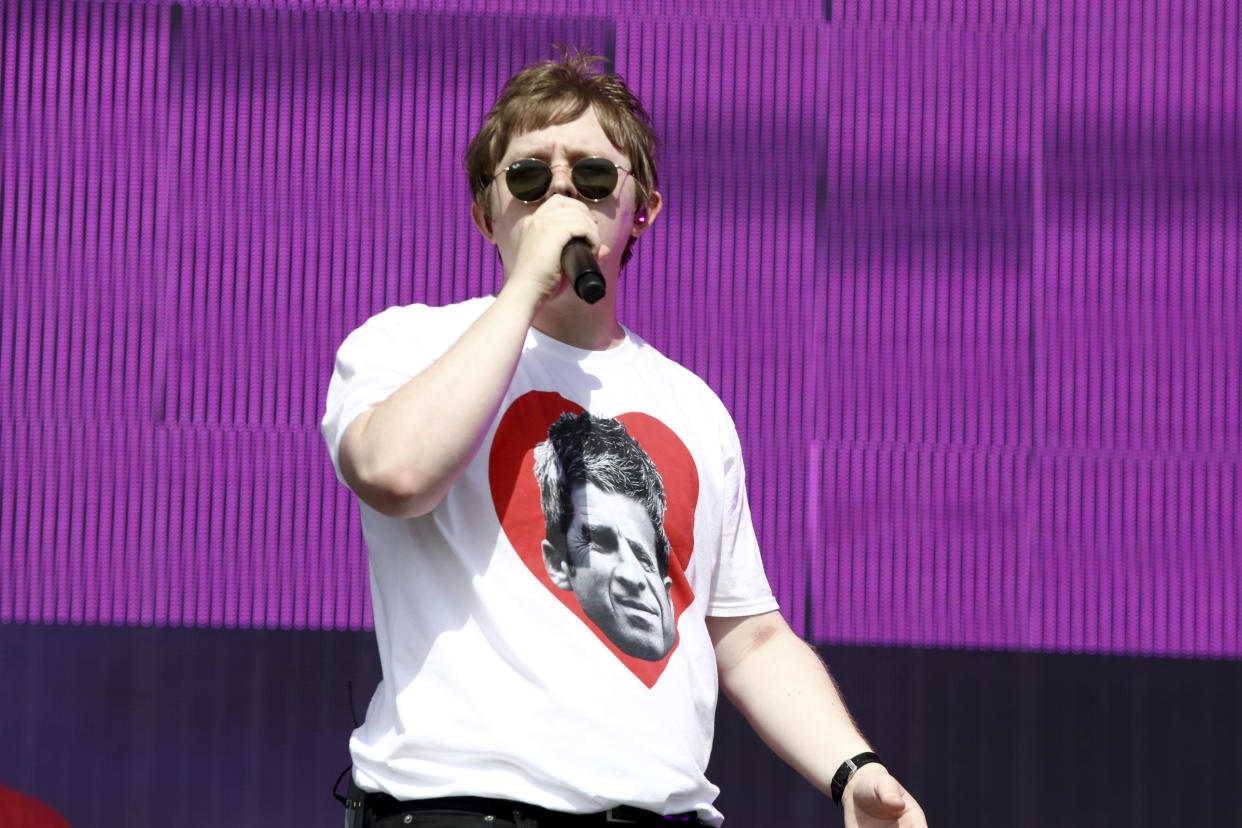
xmin=465 ymin=49 xmax=660 ymax=234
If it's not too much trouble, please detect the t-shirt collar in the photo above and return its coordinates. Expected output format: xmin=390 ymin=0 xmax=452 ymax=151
xmin=526 ymin=324 xmax=640 ymax=368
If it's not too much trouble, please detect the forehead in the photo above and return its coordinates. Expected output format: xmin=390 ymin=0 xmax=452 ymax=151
xmin=567 ymin=483 xmax=654 ymax=538
xmin=501 ymin=107 xmax=626 ymax=163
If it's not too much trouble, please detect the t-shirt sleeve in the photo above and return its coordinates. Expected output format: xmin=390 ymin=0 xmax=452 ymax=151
xmin=321 ymin=305 xmax=438 ymax=484
xmin=706 ymin=418 xmax=779 ymax=617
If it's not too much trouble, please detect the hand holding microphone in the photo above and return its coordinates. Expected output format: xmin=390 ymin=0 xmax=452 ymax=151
xmin=502 ymin=194 xmax=605 ymax=306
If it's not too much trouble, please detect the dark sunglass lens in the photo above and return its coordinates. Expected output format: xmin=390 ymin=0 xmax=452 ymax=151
xmin=573 ymin=158 xmax=619 ymax=200
xmin=506 ymin=160 xmax=552 ymax=201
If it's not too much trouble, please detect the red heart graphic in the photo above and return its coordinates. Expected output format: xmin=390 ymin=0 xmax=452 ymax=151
xmin=489 ymin=391 xmax=698 ymax=687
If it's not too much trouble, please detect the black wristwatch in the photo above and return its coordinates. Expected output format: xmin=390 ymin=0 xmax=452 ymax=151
xmin=830 ymin=751 xmax=882 ymax=805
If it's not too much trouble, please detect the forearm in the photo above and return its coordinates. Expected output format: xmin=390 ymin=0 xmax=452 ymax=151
xmin=710 ymin=612 xmax=873 ymax=797
xmin=340 ymin=280 xmax=543 ymax=517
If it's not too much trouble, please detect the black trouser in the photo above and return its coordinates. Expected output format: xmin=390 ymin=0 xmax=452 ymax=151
xmin=344 ymin=781 xmax=706 ymax=828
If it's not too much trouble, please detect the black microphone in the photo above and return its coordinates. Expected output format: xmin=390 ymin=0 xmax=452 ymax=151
xmin=562 ymin=238 xmax=605 ymax=304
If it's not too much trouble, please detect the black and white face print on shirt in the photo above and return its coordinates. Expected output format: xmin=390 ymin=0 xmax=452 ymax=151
xmin=532 ymin=411 xmax=677 ymax=662
xmin=489 ymin=392 xmax=699 ymax=688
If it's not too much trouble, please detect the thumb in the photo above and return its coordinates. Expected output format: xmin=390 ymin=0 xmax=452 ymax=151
xmin=858 ymin=772 xmax=907 ymax=816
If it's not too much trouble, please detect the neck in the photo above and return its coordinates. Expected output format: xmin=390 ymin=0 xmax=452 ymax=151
xmin=531 ymin=290 xmax=626 ymax=350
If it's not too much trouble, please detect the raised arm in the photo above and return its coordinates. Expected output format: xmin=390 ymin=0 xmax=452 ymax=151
xmin=338 ymin=280 xmax=541 ymax=518
xmin=339 ymin=195 xmax=599 ymax=518
xmin=707 ymin=611 xmax=928 ymax=828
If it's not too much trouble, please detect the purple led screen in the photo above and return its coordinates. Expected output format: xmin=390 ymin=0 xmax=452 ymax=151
xmin=1 ymin=1 xmax=1238 ymax=658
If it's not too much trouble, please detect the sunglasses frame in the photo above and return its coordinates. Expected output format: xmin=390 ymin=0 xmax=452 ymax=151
xmin=491 ymin=157 xmax=634 ymax=203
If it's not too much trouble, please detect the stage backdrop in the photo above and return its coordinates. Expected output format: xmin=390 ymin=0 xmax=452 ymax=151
xmin=2 ymin=0 xmax=1239 ymax=659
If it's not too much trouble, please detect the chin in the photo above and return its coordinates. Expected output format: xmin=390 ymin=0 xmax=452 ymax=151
xmin=620 ymin=640 xmax=666 ymax=662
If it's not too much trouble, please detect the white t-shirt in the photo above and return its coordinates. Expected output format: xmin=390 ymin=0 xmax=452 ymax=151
xmin=322 ymin=296 xmax=778 ymax=826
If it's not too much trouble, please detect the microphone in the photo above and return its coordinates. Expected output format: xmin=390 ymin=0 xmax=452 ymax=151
xmin=562 ymin=238 xmax=605 ymax=304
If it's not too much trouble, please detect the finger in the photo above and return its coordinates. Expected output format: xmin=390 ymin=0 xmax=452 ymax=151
xmin=540 ymin=193 xmax=593 ymax=219
xmin=543 ymin=202 xmax=601 ymax=251
xmin=535 ymin=197 xmax=595 ymax=231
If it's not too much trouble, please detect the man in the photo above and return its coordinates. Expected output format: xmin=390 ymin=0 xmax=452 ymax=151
xmin=534 ymin=411 xmax=677 ymax=662
xmin=323 ymin=50 xmax=927 ymax=827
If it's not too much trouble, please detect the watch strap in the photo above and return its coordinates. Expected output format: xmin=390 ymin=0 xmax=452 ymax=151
xmin=830 ymin=751 xmax=882 ymax=805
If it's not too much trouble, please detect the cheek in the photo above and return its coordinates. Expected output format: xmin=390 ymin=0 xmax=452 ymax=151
xmin=597 ymin=220 xmax=634 ymax=258
xmin=490 ymin=199 xmax=526 ymax=240
xmin=582 ymin=557 xmax=618 ymax=590
xmin=498 ymin=215 xmax=523 ymax=247
xmin=652 ymin=575 xmax=672 ymax=605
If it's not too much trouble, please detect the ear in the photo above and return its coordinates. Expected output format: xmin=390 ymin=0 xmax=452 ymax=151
xmin=542 ymin=539 xmax=573 ymax=591
xmin=631 ymin=190 xmax=663 ymax=238
xmin=470 ymin=200 xmax=494 ymax=243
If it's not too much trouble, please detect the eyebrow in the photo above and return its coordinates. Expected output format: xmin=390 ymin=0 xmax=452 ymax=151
xmin=578 ymin=522 xmax=655 ymax=563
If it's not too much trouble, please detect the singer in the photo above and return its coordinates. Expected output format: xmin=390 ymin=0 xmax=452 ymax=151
xmin=322 ymin=50 xmax=926 ymax=828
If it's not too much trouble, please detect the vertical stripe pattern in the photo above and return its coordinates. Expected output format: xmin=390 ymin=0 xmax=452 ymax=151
xmin=1 ymin=1 xmax=1238 ymax=656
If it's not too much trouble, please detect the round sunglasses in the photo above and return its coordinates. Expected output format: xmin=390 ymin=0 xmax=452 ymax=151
xmin=493 ymin=157 xmax=633 ymax=202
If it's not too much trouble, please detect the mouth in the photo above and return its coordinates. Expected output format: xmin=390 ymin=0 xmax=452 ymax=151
xmin=613 ymin=595 xmax=657 ymax=617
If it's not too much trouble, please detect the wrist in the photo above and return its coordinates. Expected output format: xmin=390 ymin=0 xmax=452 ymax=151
xmin=502 ymin=255 xmax=567 ymax=304
xmin=495 ymin=275 xmax=551 ymax=317
xmin=830 ymin=751 xmax=883 ymax=806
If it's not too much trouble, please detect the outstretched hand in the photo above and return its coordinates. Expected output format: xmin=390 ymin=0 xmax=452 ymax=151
xmin=842 ymin=764 xmax=928 ymax=828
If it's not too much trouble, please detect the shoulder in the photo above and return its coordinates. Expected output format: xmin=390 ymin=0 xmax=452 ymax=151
xmin=629 ymin=333 xmax=738 ymax=431
xmin=344 ymin=295 xmax=495 ymax=349
xmin=630 ymin=331 xmax=731 ymax=410
xmin=357 ymin=295 xmax=494 ymax=333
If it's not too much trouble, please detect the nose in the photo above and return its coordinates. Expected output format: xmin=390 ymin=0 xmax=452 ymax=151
xmin=612 ymin=544 xmax=647 ymax=591
xmin=547 ymin=162 xmax=576 ymax=199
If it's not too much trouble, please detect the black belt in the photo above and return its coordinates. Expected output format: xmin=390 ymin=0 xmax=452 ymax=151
xmin=362 ymin=792 xmax=703 ymax=827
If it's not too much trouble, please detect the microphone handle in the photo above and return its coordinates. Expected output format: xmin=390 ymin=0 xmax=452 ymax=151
xmin=562 ymin=238 xmax=606 ymax=304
